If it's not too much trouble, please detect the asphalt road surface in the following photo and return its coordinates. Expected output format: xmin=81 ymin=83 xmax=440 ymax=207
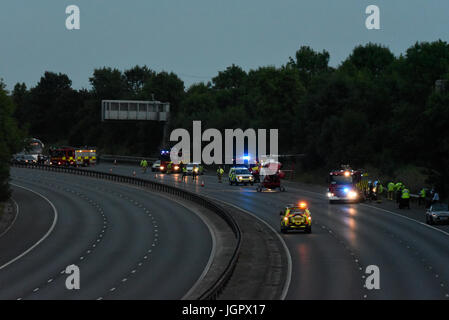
xmin=0 ymin=168 xmax=212 ymax=300
xmin=93 ymin=163 xmax=449 ymax=300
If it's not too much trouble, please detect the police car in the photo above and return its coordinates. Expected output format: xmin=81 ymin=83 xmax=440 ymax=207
xmin=228 ymin=167 xmax=254 ymax=186
xmin=280 ymin=202 xmax=312 ymax=233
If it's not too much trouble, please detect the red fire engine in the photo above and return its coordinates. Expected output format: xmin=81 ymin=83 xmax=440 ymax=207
xmin=49 ymin=147 xmax=76 ymax=166
xmin=327 ymin=166 xmax=368 ymax=203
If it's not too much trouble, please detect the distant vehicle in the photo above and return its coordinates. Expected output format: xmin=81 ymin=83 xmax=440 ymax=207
xmin=158 ymin=150 xmax=171 ymax=173
xmin=49 ymin=147 xmax=76 ymax=166
xmin=426 ymin=203 xmax=449 ymax=225
xmin=327 ymin=166 xmax=368 ymax=203
xmin=256 ymin=160 xmax=286 ymax=192
xmin=12 ymin=154 xmax=37 ymax=165
xmin=186 ymin=163 xmax=204 ymax=175
xmin=152 ymin=160 xmax=161 ymax=172
xmin=75 ymin=148 xmax=97 ymax=166
xmin=280 ymin=202 xmax=312 ymax=234
xmin=229 ymin=167 xmax=254 ymax=186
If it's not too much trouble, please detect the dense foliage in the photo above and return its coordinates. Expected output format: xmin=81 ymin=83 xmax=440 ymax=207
xmin=0 ymin=81 xmax=23 ymax=200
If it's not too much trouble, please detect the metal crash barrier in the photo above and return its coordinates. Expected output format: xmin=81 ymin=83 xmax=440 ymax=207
xmin=12 ymin=163 xmax=241 ymax=300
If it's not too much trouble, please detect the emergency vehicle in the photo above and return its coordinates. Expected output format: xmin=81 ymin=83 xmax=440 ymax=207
xmin=280 ymin=202 xmax=312 ymax=233
xmin=49 ymin=147 xmax=76 ymax=166
xmin=75 ymin=148 xmax=97 ymax=166
xmin=327 ymin=166 xmax=368 ymax=203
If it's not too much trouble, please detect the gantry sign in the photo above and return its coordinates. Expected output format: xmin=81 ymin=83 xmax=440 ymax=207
xmin=101 ymin=100 xmax=170 ymax=122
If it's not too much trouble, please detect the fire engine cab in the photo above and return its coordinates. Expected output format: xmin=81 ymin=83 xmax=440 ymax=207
xmin=49 ymin=147 xmax=76 ymax=166
xmin=327 ymin=167 xmax=368 ymax=203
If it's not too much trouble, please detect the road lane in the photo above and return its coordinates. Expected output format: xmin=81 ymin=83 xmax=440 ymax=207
xmin=0 ymin=168 xmax=212 ymax=300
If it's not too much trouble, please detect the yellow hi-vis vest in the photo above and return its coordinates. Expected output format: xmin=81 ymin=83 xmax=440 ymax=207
xmin=401 ymin=189 xmax=410 ymax=199
xmin=388 ymin=182 xmax=395 ymax=192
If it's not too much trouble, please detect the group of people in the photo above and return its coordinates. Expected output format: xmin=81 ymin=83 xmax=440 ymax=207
xmin=384 ymin=181 xmax=441 ymax=209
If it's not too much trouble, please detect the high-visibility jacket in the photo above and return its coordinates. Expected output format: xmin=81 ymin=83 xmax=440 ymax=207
xmin=394 ymin=182 xmax=402 ymax=191
xmin=217 ymin=168 xmax=224 ymax=175
xmin=140 ymin=160 xmax=145 ymax=167
xmin=182 ymin=166 xmax=187 ymax=173
xmin=401 ymin=188 xmax=410 ymax=199
xmin=419 ymin=189 xmax=426 ymax=198
xmin=387 ymin=182 xmax=395 ymax=192
xmin=378 ymin=184 xmax=384 ymax=194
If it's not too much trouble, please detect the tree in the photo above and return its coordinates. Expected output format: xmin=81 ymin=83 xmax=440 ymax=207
xmin=342 ymin=43 xmax=395 ymax=76
xmin=287 ymin=46 xmax=331 ymax=87
xmin=90 ymin=67 xmax=126 ymax=100
xmin=0 ymin=81 xmax=23 ymax=200
xmin=124 ymin=65 xmax=155 ymax=97
xmin=212 ymin=64 xmax=247 ymax=90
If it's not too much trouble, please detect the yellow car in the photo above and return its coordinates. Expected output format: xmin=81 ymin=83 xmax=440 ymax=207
xmin=280 ymin=202 xmax=312 ymax=234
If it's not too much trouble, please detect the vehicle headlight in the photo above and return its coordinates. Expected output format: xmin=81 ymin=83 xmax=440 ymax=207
xmin=250 ymin=176 xmax=254 ymax=180
xmin=174 ymin=165 xmax=179 ymax=170
xmin=160 ymin=166 xmax=165 ymax=170
xmin=348 ymin=191 xmax=358 ymax=199
xmin=238 ymin=176 xmax=242 ymax=180
xmin=327 ymin=192 xmax=334 ymax=198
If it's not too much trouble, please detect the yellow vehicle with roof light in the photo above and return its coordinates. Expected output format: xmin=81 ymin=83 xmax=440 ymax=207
xmin=280 ymin=201 xmax=312 ymax=234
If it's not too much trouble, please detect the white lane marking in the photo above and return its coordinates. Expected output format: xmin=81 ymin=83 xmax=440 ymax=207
xmin=0 ymin=184 xmax=58 ymax=271
xmin=208 ymin=196 xmax=292 ymax=301
xmin=0 ymin=197 xmax=19 ymax=239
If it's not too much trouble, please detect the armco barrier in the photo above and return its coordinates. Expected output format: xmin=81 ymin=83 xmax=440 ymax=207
xmin=12 ymin=163 xmax=241 ymax=300
xmin=100 ymin=154 xmax=157 ymax=165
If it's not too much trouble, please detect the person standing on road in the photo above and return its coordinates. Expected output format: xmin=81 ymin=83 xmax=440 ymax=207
xmin=432 ymin=190 xmax=440 ymax=204
xmin=142 ymin=159 xmax=148 ymax=173
xmin=400 ymin=187 xmax=411 ymax=209
xmin=182 ymin=164 xmax=187 ymax=181
xmin=387 ymin=182 xmax=395 ymax=200
xmin=217 ymin=166 xmax=224 ymax=183
xmin=419 ymin=188 xmax=426 ymax=206
xmin=376 ymin=181 xmax=384 ymax=202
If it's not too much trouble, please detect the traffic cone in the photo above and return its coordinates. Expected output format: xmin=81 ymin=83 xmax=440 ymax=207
xmin=133 ymin=171 xmax=136 ymax=177
xmin=201 ymin=181 xmax=205 ymax=187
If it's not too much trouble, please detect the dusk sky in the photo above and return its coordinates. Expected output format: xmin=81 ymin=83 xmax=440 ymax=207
xmin=1 ymin=0 xmax=448 ymax=91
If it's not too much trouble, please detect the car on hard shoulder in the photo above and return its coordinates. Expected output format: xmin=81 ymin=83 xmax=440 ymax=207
xmin=426 ymin=203 xmax=449 ymax=225
xmin=228 ymin=167 xmax=254 ymax=186
xmin=152 ymin=160 xmax=161 ymax=172
xmin=280 ymin=202 xmax=312 ymax=234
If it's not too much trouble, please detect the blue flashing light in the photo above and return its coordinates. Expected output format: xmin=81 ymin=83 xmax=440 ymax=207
xmin=243 ymin=155 xmax=250 ymax=161
xmin=343 ymin=187 xmax=350 ymax=194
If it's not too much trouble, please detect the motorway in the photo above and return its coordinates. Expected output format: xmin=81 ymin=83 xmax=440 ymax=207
xmin=0 ymin=168 xmax=212 ymax=300
xmin=93 ymin=163 xmax=449 ymax=300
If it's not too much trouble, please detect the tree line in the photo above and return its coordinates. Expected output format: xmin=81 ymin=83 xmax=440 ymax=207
xmin=5 ymin=40 xmax=449 ymax=196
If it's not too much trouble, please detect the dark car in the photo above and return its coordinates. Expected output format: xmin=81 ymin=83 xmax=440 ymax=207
xmin=426 ymin=203 xmax=449 ymax=225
